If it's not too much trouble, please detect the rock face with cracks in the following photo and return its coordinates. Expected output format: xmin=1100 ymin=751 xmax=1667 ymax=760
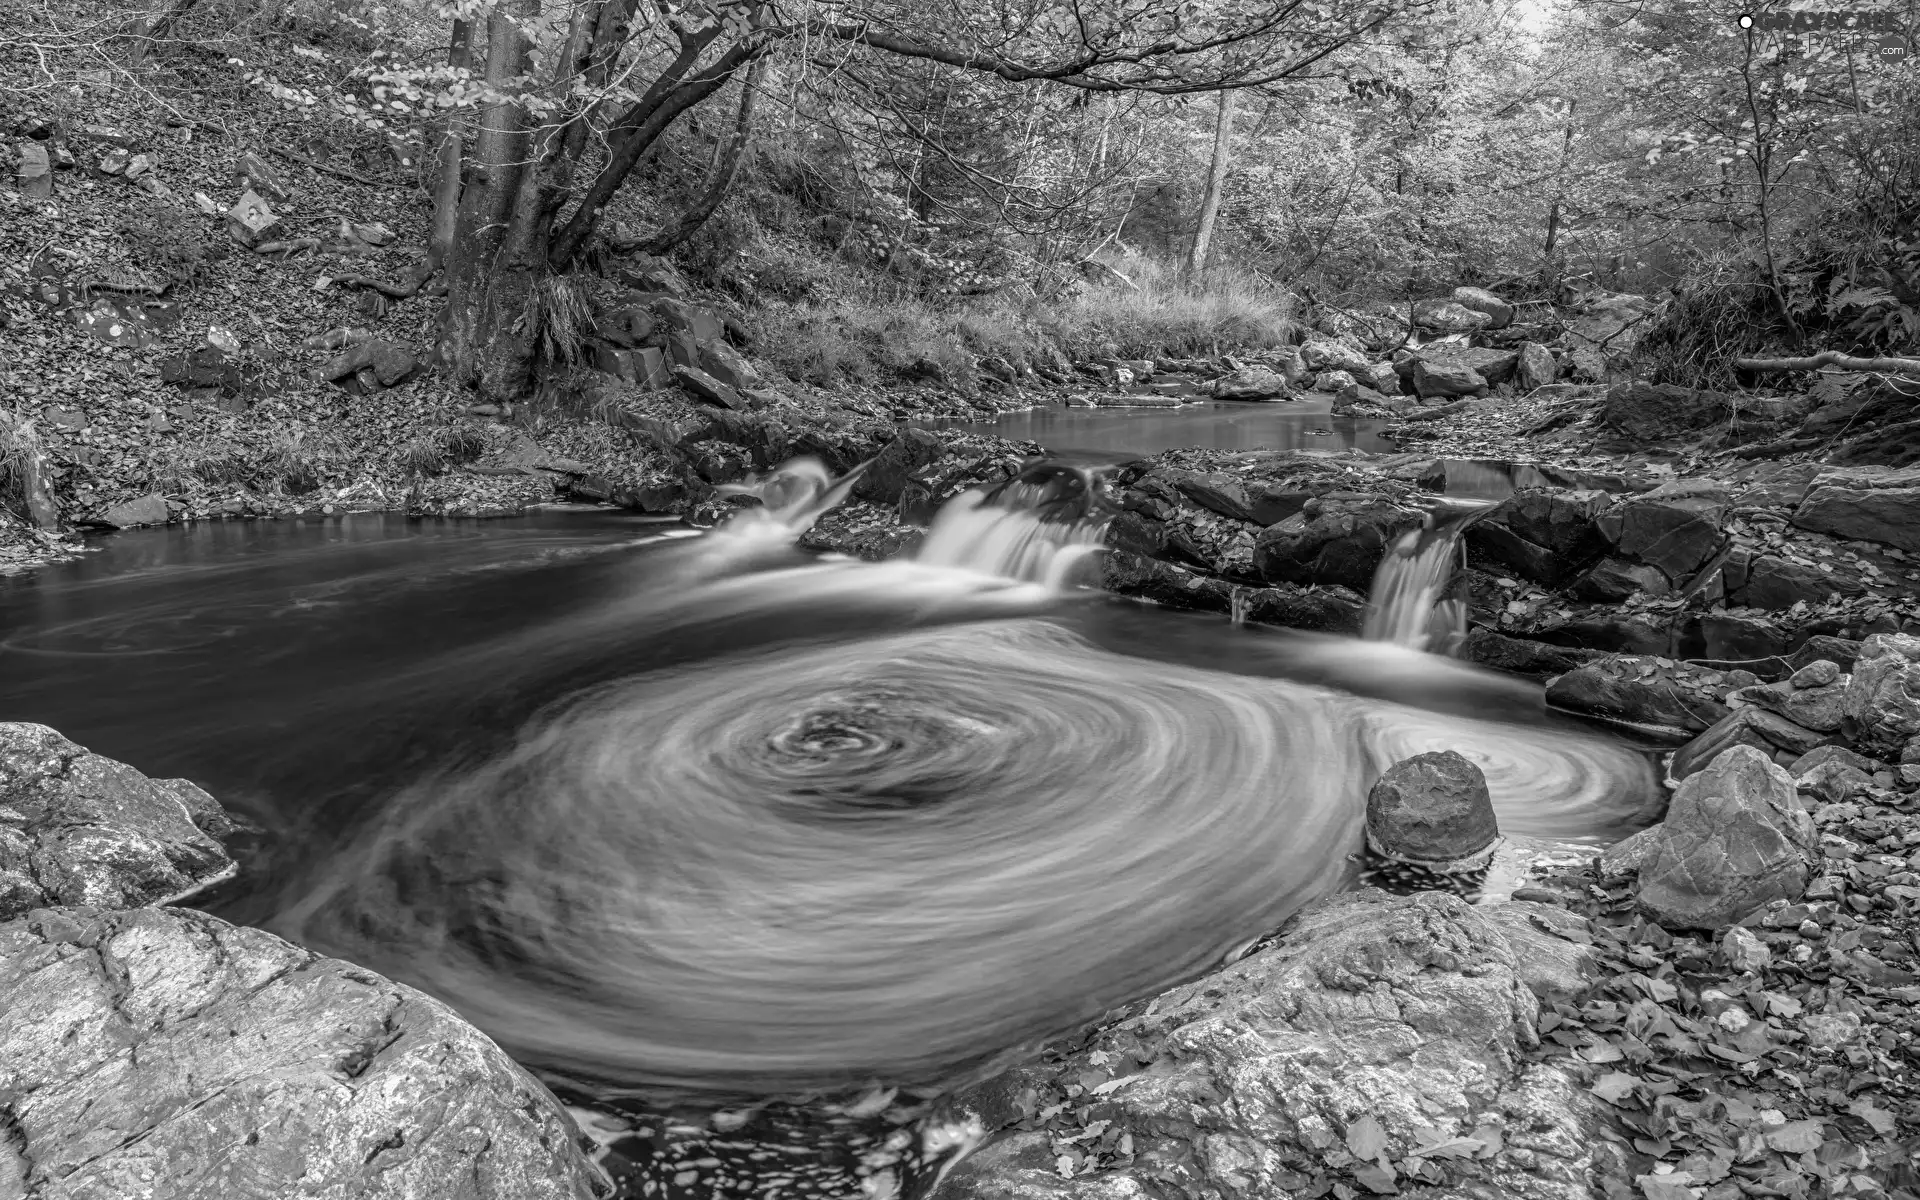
xmin=0 ymin=905 xmax=610 ymax=1200
xmin=1364 ymin=750 xmax=1499 ymax=868
xmin=1631 ymin=745 xmax=1818 ymax=930
xmin=940 ymin=890 xmax=1602 ymax=1200
xmin=1843 ymin=632 xmax=1920 ymax=756
xmin=0 ymin=721 xmax=235 ymax=920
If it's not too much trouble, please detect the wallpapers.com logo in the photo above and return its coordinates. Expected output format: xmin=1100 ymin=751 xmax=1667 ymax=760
xmin=1737 ymin=9 xmax=1913 ymax=59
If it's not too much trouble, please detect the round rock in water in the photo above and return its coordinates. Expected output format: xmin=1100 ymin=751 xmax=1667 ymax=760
xmin=1366 ymin=750 xmax=1499 ymax=869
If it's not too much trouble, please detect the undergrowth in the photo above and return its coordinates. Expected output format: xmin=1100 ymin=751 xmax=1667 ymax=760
xmin=184 ymin=430 xmax=338 ymax=494
xmin=0 ymin=409 xmax=45 ymax=521
xmin=399 ymin=425 xmax=489 ymax=476
xmin=750 ymin=252 xmax=1299 ymax=391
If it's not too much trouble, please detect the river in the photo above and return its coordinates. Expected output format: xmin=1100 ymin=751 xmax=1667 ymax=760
xmin=0 ymin=453 xmax=1658 ymax=1105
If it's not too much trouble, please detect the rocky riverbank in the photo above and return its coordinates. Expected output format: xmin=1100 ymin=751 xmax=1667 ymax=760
xmin=0 ymin=721 xmax=612 ymax=1199
xmin=8 ymin=619 xmax=1917 ymax=1200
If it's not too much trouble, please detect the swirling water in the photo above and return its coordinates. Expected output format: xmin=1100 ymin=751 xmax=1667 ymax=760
xmin=0 ymin=463 xmax=1661 ymax=1107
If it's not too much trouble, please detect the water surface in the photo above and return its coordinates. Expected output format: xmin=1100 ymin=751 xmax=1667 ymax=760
xmin=0 ymin=505 xmax=1657 ymax=1101
xmin=940 ymin=397 xmax=1394 ymax=458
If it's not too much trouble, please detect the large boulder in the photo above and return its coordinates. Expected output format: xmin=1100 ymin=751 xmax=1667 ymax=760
xmin=1566 ymin=557 xmax=1671 ymax=602
xmin=1792 ymin=484 xmax=1920 ymax=552
xmin=1515 ymin=342 xmax=1557 ymax=390
xmin=1594 ymin=480 xmax=1727 ymax=584
xmin=95 ymin=493 xmax=172 ymax=529
xmin=1562 ymin=292 xmax=1658 ymax=370
xmin=1724 ymin=552 xmax=1863 ymax=610
xmin=943 ymin=890 xmax=1599 ymax=1200
xmin=1252 ymin=496 xmax=1423 ymax=591
xmin=1411 ymin=357 xmax=1487 ymax=399
xmin=1148 ymin=469 xmax=1261 ymax=525
xmin=1467 ymin=488 xmax=1609 ymax=586
xmin=1299 ymin=339 xmax=1372 ymax=377
xmin=0 ymin=905 xmax=608 ymax=1200
xmin=1630 ymin=745 xmax=1817 ymax=930
xmin=1668 ymin=707 xmax=1834 ymax=780
xmin=1365 ymin=751 xmax=1498 ymax=869
xmin=1451 ymin=286 xmax=1514 ymax=328
xmin=1428 ymin=347 xmax=1519 ymax=386
xmin=1598 ymin=382 xmax=1729 ymax=441
xmin=1842 ymin=632 xmax=1920 ymax=756
xmin=1211 ymin=366 xmax=1291 ymax=401
xmin=1410 ymin=298 xmax=1493 ymax=334
xmin=0 ymin=722 xmax=233 ymax=920
xmin=1544 ymin=659 xmax=1727 ymax=733
xmin=854 ymin=427 xmax=948 ymax=506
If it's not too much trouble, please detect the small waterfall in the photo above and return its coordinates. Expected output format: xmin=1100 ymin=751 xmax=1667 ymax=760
xmin=1362 ymin=503 xmax=1493 ymax=654
xmin=915 ymin=463 xmax=1110 ymax=587
xmin=713 ymin=457 xmax=866 ymax=543
xmin=1229 ymin=585 xmax=1252 ymax=627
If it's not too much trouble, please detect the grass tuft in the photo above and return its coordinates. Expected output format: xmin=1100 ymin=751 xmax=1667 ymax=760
xmin=0 ymin=409 xmax=48 ymax=522
xmin=750 ymin=252 xmax=1298 ymax=391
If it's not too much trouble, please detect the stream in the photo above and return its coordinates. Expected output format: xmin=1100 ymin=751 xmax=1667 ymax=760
xmin=935 ymin=396 xmax=1395 ymax=458
xmin=0 ymin=455 xmax=1660 ymax=1105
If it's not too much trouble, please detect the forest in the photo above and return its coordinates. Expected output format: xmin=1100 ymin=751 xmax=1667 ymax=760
xmin=0 ymin=2 xmax=1918 ymax=1200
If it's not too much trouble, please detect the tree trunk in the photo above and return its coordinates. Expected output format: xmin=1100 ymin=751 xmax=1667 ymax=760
xmin=548 ymin=38 xmax=768 ymax=269
xmin=1188 ymin=89 xmax=1237 ymax=277
xmin=641 ymin=59 xmax=768 ymax=256
xmin=1540 ymin=99 xmax=1577 ymax=264
xmin=440 ymin=0 xmax=541 ymax=398
xmin=427 ymin=18 xmax=474 ymax=271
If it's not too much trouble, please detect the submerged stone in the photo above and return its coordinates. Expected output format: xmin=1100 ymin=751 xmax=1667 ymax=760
xmin=1365 ymin=750 xmax=1498 ymax=869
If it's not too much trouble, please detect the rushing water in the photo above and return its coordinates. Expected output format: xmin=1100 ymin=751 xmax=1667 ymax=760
xmin=1362 ymin=502 xmax=1496 ymax=653
xmin=0 ymin=463 xmax=1660 ymax=1109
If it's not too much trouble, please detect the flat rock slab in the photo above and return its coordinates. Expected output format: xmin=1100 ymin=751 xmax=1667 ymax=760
xmin=944 ymin=890 xmax=1600 ymax=1200
xmin=0 ymin=722 xmax=233 ymax=920
xmin=0 ymin=905 xmax=609 ymax=1200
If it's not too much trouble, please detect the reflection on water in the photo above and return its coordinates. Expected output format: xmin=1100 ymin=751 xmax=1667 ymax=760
xmin=0 ymin=502 xmax=1658 ymax=1105
xmin=935 ymin=398 xmax=1395 ymax=458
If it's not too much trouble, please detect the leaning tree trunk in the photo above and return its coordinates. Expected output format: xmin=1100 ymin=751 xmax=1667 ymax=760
xmin=639 ymin=59 xmax=768 ymax=255
xmin=1187 ymin=89 xmax=1237 ymax=278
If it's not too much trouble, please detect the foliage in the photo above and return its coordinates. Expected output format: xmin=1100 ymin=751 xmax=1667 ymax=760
xmin=117 ymin=208 xmax=228 ymax=288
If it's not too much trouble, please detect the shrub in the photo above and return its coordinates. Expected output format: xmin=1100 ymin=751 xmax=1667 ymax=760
xmin=399 ymin=425 xmax=490 ymax=477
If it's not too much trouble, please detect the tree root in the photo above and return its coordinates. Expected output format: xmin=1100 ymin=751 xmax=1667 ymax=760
xmin=1735 ymin=351 xmax=1920 ymax=375
xmin=268 ymin=147 xmax=381 ymax=186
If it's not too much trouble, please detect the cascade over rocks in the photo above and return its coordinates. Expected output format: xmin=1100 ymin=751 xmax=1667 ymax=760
xmin=1365 ymin=750 xmax=1499 ymax=869
xmin=0 ymin=722 xmax=233 ymax=920
xmin=1628 ymin=745 xmax=1819 ymax=930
